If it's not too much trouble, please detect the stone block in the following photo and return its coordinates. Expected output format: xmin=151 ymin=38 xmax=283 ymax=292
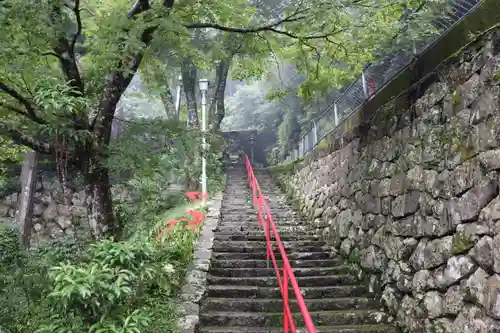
xmin=410 ymin=236 xmax=453 ymax=271
xmin=392 ymin=191 xmax=420 ymax=218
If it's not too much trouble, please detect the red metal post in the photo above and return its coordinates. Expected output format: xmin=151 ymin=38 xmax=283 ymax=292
xmin=257 ymin=196 xmax=263 ymax=227
xmin=283 ymin=266 xmax=289 ymax=333
xmin=266 ymin=215 xmax=271 ymax=263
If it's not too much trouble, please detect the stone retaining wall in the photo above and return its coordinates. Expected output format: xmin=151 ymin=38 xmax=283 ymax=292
xmin=0 ymin=172 xmax=182 ymax=243
xmin=276 ymin=29 xmax=500 ymax=332
xmin=0 ymin=174 xmax=93 ymax=240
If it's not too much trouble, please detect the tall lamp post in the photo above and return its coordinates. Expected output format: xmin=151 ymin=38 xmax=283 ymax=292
xmin=198 ymin=78 xmax=209 ymax=203
xmin=249 ymin=134 xmax=255 ymax=164
xmin=175 ymin=74 xmax=182 ymax=121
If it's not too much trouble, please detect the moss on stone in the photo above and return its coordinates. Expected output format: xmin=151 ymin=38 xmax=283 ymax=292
xmin=452 ymin=231 xmax=475 ymax=254
xmin=316 ymin=138 xmax=329 ymax=151
xmin=372 ymin=99 xmax=398 ymax=135
xmin=441 ymin=18 xmax=500 ymax=67
xmin=264 ymin=157 xmax=304 ymax=174
xmin=344 ymin=115 xmax=357 ymax=132
xmin=437 ymin=117 xmax=470 ymax=159
xmin=289 ymin=196 xmax=301 ymax=211
xmin=347 ymin=247 xmax=361 ymax=265
xmin=494 ymin=68 xmax=500 ymax=84
xmin=451 ymin=90 xmax=461 ymax=106
xmin=431 ymin=320 xmax=449 ymax=333
xmin=459 ymin=145 xmax=476 ymax=161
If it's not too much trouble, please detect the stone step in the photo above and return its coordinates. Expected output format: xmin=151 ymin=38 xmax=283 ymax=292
xmin=220 ymin=212 xmax=295 ymax=219
xmin=206 ymin=274 xmax=360 ymax=287
xmin=217 ymin=221 xmax=304 ymax=227
xmin=211 ymin=251 xmax=333 ymax=261
xmin=200 ymin=324 xmax=397 ymax=333
xmin=212 ymin=240 xmax=327 ymax=252
xmin=255 ymin=188 xmax=282 ymax=192
xmin=217 ymin=217 xmax=258 ymax=222
xmin=200 ymin=310 xmax=387 ymax=327
xmin=221 ymin=206 xmax=292 ymax=212
xmin=206 ymin=285 xmax=368 ymax=299
xmin=220 ymin=215 xmax=257 ymax=220
xmin=208 ymin=266 xmax=350 ymax=278
xmin=216 ymin=224 xmax=308 ymax=231
xmin=214 ymin=233 xmax=320 ymax=242
xmin=218 ymin=221 xmax=306 ymax=228
xmin=211 ymin=259 xmax=343 ymax=269
xmin=216 ymin=227 xmax=307 ymax=233
xmin=220 ymin=205 xmax=254 ymax=209
xmin=219 ymin=210 xmax=256 ymax=216
xmin=218 ymin=215 xmax=259 ymax=221
xmin=216 ymin=225 xmax=310 ymax=233
xmin=212 ymin=243 xmax=329 ymax=253
xmin=201 ymin=297 xmax=378 ymax=313
xmin=219 ymin=212 xmax=296 ymax=218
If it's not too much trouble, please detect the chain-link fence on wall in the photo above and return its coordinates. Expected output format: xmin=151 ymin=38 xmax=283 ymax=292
xmin=283 ymin=0 xmax=483 ymax=163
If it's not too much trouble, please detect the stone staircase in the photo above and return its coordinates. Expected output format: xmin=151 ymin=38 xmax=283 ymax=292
xmin=198 ymin=164 xmax=397 ymax=333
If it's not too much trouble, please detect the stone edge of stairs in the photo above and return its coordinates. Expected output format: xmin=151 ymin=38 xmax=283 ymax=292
xmin=177 ymin=192 xmax=224 ymax=333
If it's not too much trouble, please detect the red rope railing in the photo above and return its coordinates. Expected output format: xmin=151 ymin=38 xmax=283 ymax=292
xmin=244 ymin=155 xmax=317 ymax=333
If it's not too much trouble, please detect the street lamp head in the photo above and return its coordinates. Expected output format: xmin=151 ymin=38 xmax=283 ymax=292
xmin=198 ymin=78 xmax=209 ymax=92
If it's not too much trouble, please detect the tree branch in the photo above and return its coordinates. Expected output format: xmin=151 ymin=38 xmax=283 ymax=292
xmin=70 ymin=0 xmax=82 ymax=54
xmin=48 ymin=0 xmax=84 ymax=95
xmin=41 ymin=51 xmax=64 ymax=60
xmin=0 ymin=123 xmax=53 ymax=154
xmin=0 ymin=101 xmax=29 ymax=117
xmin=185 ymin=8 xmax=307 ymax=34
xmin=91 ymin=0 xmax=171 ymax=133
xmin=0 ymin=81 xmax=46 ymax=124
xmin=127 ymin=0 xmax=151 ymax=18
xmin=300 ymin=40 xmax=322 ymax=79
xmin=185 ymin=8 xmax=344 ymax=40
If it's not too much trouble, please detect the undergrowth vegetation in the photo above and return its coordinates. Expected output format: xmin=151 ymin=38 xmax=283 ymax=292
xmin=0 ymin=136 xmax=26 ymax=195
xmin=0 ymin=119 xmax=226 ymax=333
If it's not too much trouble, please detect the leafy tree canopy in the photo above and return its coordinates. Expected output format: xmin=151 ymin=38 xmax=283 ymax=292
xmin=0 ymin=0 xmax=448 ymax=233
xmin=221 ymin=0 xmax=446 ymax=159
xmin=0 ymin=0 xmax=446 ymax=144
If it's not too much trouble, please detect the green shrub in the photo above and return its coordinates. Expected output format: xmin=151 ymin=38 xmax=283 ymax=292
xmin=0 ymin=115 xmax=225 ymax=333
xmin=0 ymin=220 xmax=196 ymax=333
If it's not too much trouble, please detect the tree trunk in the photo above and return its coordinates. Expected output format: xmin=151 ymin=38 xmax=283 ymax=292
xmin=181 ymin=57 xmax=199 ymax=127
xmin=90 ymin=63 xmax=144 ymax=239
xmin=160 ymin=83 xmax=177 ymax=120
xmin=85 ymin=151 xmax=118 ymax=239
xmin=209 ymin=60 xmax=230 ymax=132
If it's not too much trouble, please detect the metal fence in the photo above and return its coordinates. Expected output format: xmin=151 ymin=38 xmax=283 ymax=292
xmin=283 ymin=0 xmax=483 ymax=163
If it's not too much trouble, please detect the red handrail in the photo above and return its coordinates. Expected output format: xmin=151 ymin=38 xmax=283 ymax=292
xmin=244 ymin=155 xmax=317 ymax=333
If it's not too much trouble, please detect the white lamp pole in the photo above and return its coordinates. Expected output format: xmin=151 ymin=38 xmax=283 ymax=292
xmin=198 ymin=79 xmax=209 ymax=203
xmin=175 ymin=74 xmax=182 ymax=121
